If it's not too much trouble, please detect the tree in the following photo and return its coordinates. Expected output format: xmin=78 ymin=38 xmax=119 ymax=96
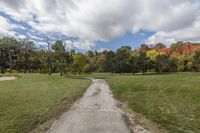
xmin=129 ymin=54 xmax=139 ymax=74
xmin=73 ymin=52 xmax=88 ymax=74
xmin=139 ymin=44 xmax=150 ymax=52
xmin=96 ymin=53 xmax=106 ymax=72
xmin=19 ymin=38 xmax=35 ymax=73
xmin=52 ymin=40 xmax=66 ymax=76
xmin=159 ymin=48 xmax=172 ymax=55
xmin=154 ymin=43 xmax=166 ymax=50
xmin=31 ymin=50 xmax=46 ymax=73
xmin=171 ymin=41 xmax=184 ymax=50
xmin=0 ymin=37 xmax=20 ymax=73
xmin=193 ymin=49 xmax=200 ymax=72
xmin=103 ymin=51 xmax=115 ymax=75
xmin=85 ymin=50 xmax=96 ymax=73
xmin=147 ymin=50 xmax=159 ymax=60
xmin=137 ymin=52 xmax=149 ymax=74
xmin=87 ymin=50 xmax=94 ymax=58
xmin=1 ymin=35 xmax=200 ymax=74
xmin=155 ymin=55 xmax=167 ymax=73
xmin=65 ymin=50 xmax=73 ymax=75
xmin=45 ymin=37 xmax=53 ymax=76
xmin=115 ymin=46 xmax=132 ymax=74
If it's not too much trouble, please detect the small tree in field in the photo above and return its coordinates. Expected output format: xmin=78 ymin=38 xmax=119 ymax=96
xmin=0 ymin=37 xmax=19 ymax=73
xmin=52 ymin=40 xmax=66 ymax=76
xmin=137 ymin=52 xmax=149 ymax=74
xmin=115 ymin=46 xmax=132 ymax=74
xmin=155 ymin=55 xmax=169 ymax=73
xmin=73 ymin=52 xmax=88 ymax=74
xmin=20 ymin=38 xmax=35 ymax=73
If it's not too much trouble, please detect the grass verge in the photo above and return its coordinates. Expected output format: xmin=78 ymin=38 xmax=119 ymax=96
xmin=0 ymin=74 xmax=90 ymax=133
xmin=105 ymin=73 xmax=200 ymax=133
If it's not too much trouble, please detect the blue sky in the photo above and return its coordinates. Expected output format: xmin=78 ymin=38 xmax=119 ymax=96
xmin=94 ymin=32 xmax=154 ymax=51
xmin=0 ymin=0 xmax=200 ymax=51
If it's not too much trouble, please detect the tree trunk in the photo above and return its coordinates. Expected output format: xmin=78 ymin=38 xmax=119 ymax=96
xmin=60 ymin=65 xmax=63 ymax=77
xmin=8 ymin=50 xmax=12 ymax=73
xmin=111 ymin=72 xmax=113 ymax=76
xmin=48 ymin=63 xmax=51 ymax=76
xmin=1 ymin=67 xmax=5 ymax=74
xmin=142 ymin=64 xmax=145 ymax=75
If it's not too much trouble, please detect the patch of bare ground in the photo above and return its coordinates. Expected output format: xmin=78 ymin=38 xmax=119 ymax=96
xmin=0 ymin=76 xmax=17 ymax=81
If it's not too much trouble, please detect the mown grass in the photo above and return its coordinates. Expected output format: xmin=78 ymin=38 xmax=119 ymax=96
xmin=0 ymin=74 xmax=90 ymax=133
xmin=105 ymin=73 xmax=200 ymax=133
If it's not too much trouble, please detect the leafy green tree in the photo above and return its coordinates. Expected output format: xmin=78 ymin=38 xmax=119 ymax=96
xmin=87 ymin=50 xmax=94 ymax=58
xmin=170 ymin=41 xmax=184 ymax=50
xmin=52 ymin=40 xmax=66 ymax=76
xmin=139 ymin=44 xmax=150 ymax=52
xmin=0 ymin=37 xmax=20 ymax=73
xmin=136 ymin=52 xmax=150 ymax=74
xmin=129 ymin=55 xmax=139 ymax=74
xmin=155 ymin=55 xmax=176 ymax=73
xmin=156 ymin=55 xmax=169 ymax=72
xmin=0 ymin=37 xmax=19 ymax=73
xmin=64 ymin=50 xmax=73 ymax=75
xmin=32 ymin=50 xmax=46 ymax=73
xmin=154 ymin=43 xmax=166 ymax=50
xmin=85 ymin=50 xmax=96 ymax=73
xmin=102 ymin=51 xmax=115 ymax=75
xmin=115 ymin=46 xmax=132 ymax=74
xmin=73 ymin=52 xmax=88 ymax=74
xmin=45 ymin=37 xmax=53 ymax=76
xmin=19 ymin=38 xmax=35 ymax=73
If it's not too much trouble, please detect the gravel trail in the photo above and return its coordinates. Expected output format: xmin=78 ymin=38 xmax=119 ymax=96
xmin=47 ymin=79 xmax=131 ymax=133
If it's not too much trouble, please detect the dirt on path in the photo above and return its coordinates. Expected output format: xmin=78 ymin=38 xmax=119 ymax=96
xmin=46 ymin=79 xmax=132 ymax=133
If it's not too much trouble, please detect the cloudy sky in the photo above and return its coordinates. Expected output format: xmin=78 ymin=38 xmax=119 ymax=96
xmin=0 ymin=0 xmax=200 ymax=51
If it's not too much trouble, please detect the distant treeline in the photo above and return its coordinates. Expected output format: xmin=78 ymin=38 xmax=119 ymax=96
xmin=0 ymin=36 xmax=200 ymax=75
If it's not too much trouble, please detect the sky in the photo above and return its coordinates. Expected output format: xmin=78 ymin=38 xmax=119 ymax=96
xmin=0 ymin=0 xmax=200 ymax=51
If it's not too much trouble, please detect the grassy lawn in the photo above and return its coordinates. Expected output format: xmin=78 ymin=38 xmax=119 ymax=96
xmin=105 ymin=73 xmax=200 ymax=133
xmin=0 ymin=74 xmax=90 ymax=133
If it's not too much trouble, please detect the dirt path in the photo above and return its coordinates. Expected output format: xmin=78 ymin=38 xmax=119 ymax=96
xmin=47 ymin=79 xmax=131 ymax=133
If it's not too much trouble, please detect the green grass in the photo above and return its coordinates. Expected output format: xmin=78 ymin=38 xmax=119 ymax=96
xmin=105 ymin=73 xmax=200 ymax=133
xmin=0 ymin=74 xmax=90 ymax=133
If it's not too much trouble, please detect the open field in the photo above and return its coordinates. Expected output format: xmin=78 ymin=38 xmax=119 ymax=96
xmin=0 ymin=74 xmax=90 ymax=133
xmin=105 ymin=73 xmax=200 ymax=133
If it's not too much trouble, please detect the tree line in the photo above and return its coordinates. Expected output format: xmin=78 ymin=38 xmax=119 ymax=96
xmin=0 ymin=36 xmax=200 ymax=75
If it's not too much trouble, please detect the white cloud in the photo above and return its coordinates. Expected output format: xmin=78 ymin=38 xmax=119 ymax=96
xmin=17 ymin=34 xmax=26 ymax=39
xmin=146 ymin=34 xmax=176 ymax=47
xmin=98 ymin=48 xmax=110 ymax=52
xmin=65 ymin=40 xmax=73 ymax=50
xmin=72 ymin=39 xmax=95 ymax=50
xmin=146 ymin=16 xmax=200 ymax=46
xmin=0 ymin=15 xmax=16 ymax=35
xmin=0 ymin=0 xmax=200 ymax=49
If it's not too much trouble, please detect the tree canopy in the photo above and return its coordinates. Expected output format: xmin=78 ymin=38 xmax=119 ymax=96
xmin=0 ymin=36 xmax=200 ymax=75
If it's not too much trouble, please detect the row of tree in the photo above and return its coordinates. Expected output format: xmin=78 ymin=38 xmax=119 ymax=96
xmin=0 ymin=36 xmax=200 ymax=75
